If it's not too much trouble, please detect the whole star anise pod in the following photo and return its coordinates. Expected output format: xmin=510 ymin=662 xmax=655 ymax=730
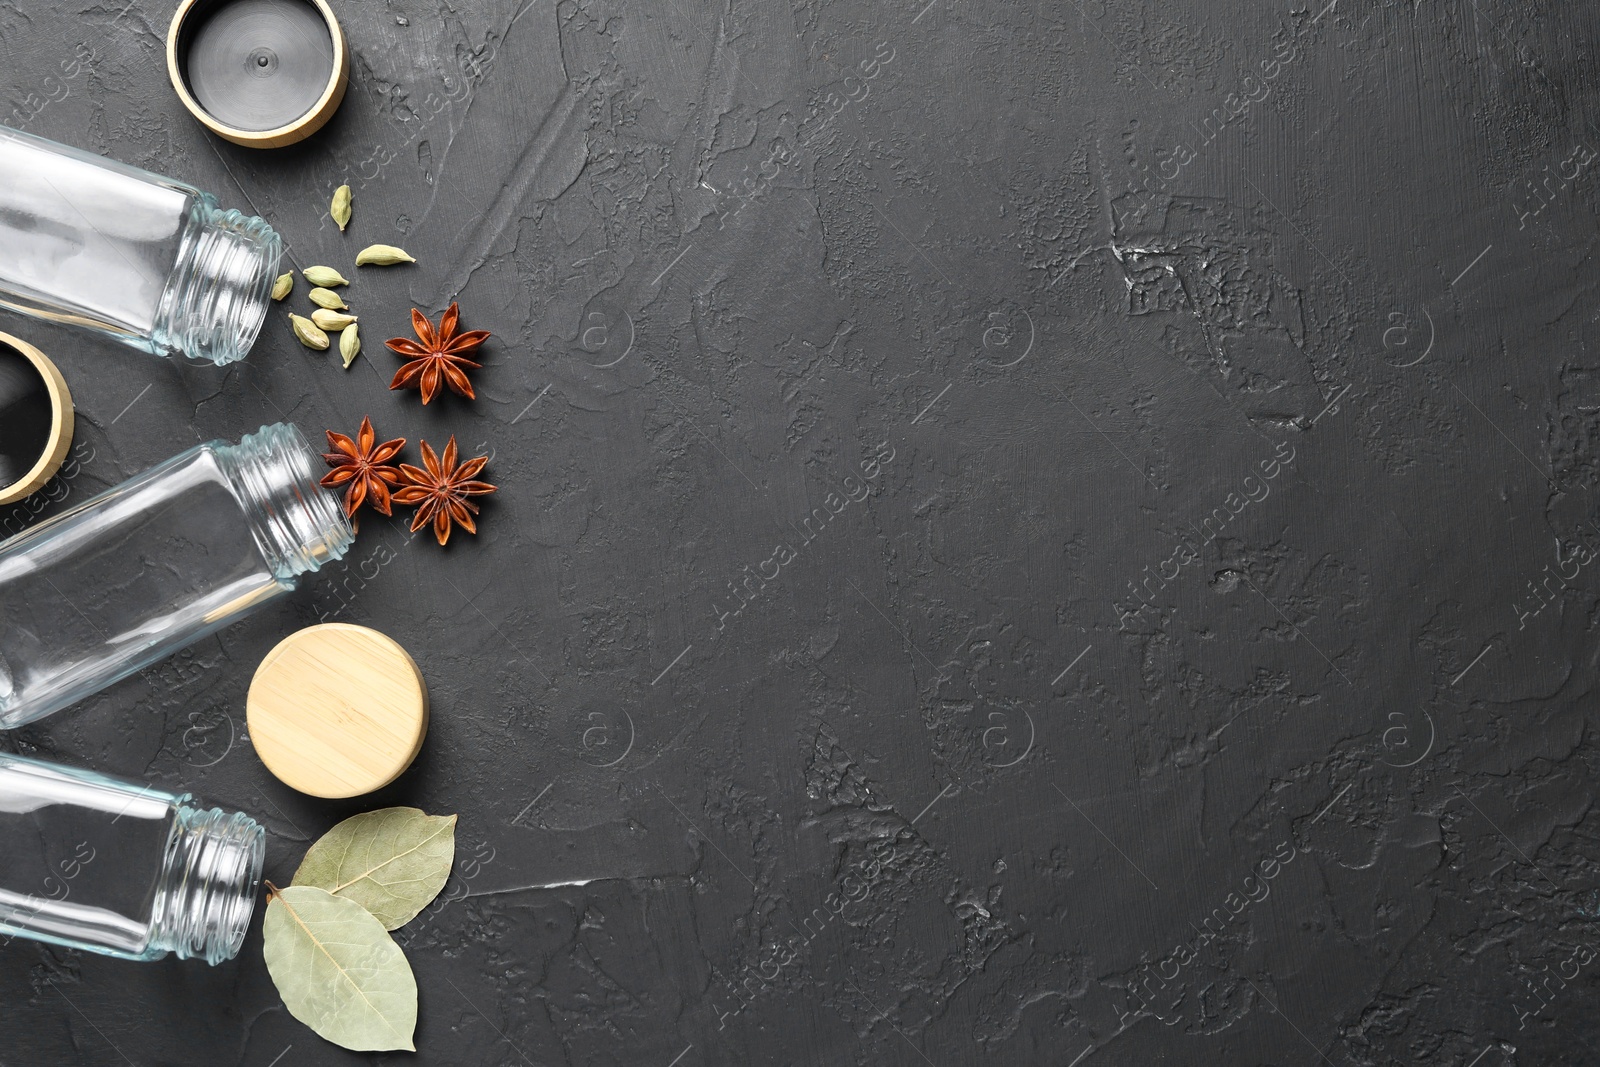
xmin=393 ymin=436 xmax=497 ymax=545
xmin=320 ymin=416 xmax=406 ymax=528
xmin=386 ymin=303 xmax=490 ymax=404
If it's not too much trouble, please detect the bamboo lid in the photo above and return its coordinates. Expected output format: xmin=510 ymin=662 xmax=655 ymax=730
xmin=0 ymin=331 xmax=73 ymax=508
xmin=247 ymin=624 xmax=428 ymax=798
xmin=167 ymin=0 xmax=349 ymax=148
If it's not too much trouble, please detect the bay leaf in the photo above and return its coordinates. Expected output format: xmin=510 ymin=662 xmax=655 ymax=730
xmin=263 ymin=884 xmax=417 ymax=1052
xmin=292 ymin=807 xmax=457 ymax=930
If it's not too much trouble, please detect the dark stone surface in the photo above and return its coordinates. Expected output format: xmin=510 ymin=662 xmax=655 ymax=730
xmin=0 ymin=0 xmax=1597 ymax=1064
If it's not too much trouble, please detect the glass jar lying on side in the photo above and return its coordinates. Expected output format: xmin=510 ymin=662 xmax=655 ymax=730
xmin=0 ymin=752 xmax=263 ymax=963
xmin=0 ymin=422 xmax=352 ymax=728
xmin=0 ymin=124 xmax=282 ymax=365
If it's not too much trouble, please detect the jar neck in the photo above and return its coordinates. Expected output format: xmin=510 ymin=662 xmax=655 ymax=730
xmin=152 ymin=202 xmax=281 ymax=366
xmin=215 ymin=422 xmax=353 ymax=581
xmin=147 ymin=805 xmax=264 ymax=965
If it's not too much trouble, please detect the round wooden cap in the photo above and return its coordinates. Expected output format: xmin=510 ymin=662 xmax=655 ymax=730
xmin=247 ymin=624 xmax=428 ymax=798
xmin=167 ymin=0 xmax=349 ymax=149
xmin=0 ymin=331 xmax=73 ymax=508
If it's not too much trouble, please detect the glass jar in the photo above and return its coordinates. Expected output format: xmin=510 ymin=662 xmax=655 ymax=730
xmin=0 ymin=124 xmax=282 ymax=365
xmin=0 ymin=422 xmax=352 ymax=728
xmin=0 ymin=752 xmax=263 ymax=963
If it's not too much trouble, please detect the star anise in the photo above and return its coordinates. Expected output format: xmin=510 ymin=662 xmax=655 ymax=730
xmin=320 ymin=416 xmax=406 ymax=527
xmin=393 ymin=436 xmax=497 ymax=545
xmin=386 ymin=303 xmax=490 ymax=404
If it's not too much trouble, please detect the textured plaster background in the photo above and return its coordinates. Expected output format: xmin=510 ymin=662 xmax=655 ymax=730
xmin=0 ymin=0 xmax=1597 ymax=1064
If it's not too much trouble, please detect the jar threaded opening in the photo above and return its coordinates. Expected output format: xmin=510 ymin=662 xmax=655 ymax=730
xmin=156 ymin=205 xmax=280 ymax=365
xmin=216 ymin=422 xmax=353 ymax=580
xmin=149 ymin=805 xmax=264 ymax=965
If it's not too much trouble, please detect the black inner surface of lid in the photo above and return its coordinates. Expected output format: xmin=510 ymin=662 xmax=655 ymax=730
xmin=178 ymin=0 xmax=334 ymax=132
xmin=0 ymin=343 xmax=54 ymax=490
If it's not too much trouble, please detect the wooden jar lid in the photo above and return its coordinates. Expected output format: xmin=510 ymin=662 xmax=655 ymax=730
xmin=248 ymin=624 xmax=428 ymax=798
xmin=166 ymin=0 xmax=349 ymax=148
xmin=0 ymin=331 xmax=73 ymax=508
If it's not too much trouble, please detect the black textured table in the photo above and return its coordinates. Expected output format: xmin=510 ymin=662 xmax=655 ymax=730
xmin=0 ymin=1 xmax=1595 ymax=1064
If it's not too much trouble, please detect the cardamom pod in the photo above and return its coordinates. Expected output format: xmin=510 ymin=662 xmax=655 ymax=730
xmin=289 ymin=314 xmax=330 ymax=351
xmin=271 ymin=272 xmax=293 ymax=301
xmin=331 ymin=185 xmax=352 ymax=232
xmin=311 ymin=309 xmax=357 ymax=331
xmin=308 ymin=287 xmax=348 ymax=310
xmin=303 ymin=266 xmax=349 ymax=288
xmin=355 ymin=244 xmax=416 ymax=267
xmin=340 ymin=322 xmax=361 ymax=369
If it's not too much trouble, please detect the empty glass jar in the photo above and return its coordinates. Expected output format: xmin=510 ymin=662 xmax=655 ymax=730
xmin=0 ymin=422 xmax=352 ymax=728
xmin=0 ymin=124 xmax=282 ymax=365
xmin=0 ymin=752 xmax=263 ymax=963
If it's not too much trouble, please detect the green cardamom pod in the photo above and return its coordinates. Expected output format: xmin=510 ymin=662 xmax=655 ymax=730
xmin=308 ymin=287 xmax=348 ymax=310
xmin=271 ymin=272 xmax=293 ymax=301
xmin=355 ymin=244 xmax=416 ymax=267
xmin=340 ymin=322 xmax=361 ymax=369
xmin=289 ymin=314 xmax=330 ymax=351
xmin=311 ymin=309 xmax=357 ymax=331
xmin=303 ymin=265 xmax=349 ymax=288
xmin=331 ymin=185 xmax=352 ymax=232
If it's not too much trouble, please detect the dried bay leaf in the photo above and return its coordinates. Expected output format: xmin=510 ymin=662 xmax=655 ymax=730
xmin=263 ymin=884 xmax=417 ymax=1052
xmin=292 ymin=807 xmax=457 ymax=930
